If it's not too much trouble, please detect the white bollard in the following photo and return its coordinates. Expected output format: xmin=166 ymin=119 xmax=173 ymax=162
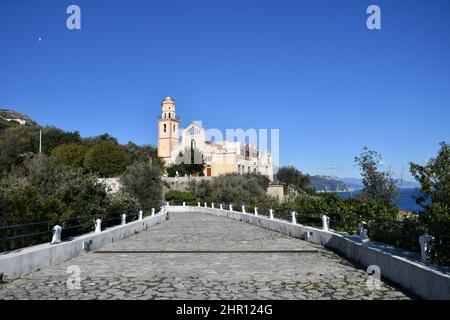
xmin=151 ymin=208 xmax=155 ymax=217
xmin=166 ymin=201 xmax=169 ymax=206
xmin=230 ymin=204 xmax=233 ymax=212
xmin=322 ymin=215 xmax=329 ymax=231
xmin=183 ymin=202 xmax=186 ymax=207
xmin=220 ymin=204 xmax=223 ymax=210
xmin=204 ymin=202 xmax=207 ymax=208
xmin=121 ymin=213 xmax=127 ymax=225
xmin=291 ymin=211 xmax=297 ymax=224
xmin=51 ymin=225 xmax=62 ymax=244
xmin=419 ymin=233 xmax=434 ymax=264
xmin=139 ymin=210 xmax=143 ymax=220
xmin=242 ymin=205 xmax=246 ymax=213
xmin=269 ymin=209 xmax=274 ymax=220
xmin=212 ymin=203 xmax=215 ymax=209
xmin=358 ymin=222 xmax=369 ymax=242
xmin=95 ymin=219 xmax=102 ymax=233
xmin=254 ymin=207 xmax=258 ymax=216
xmin=198 ymin=202 xmax=201 ymax=207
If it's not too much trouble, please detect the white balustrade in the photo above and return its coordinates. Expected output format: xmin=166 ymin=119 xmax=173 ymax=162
xmin=51 ymin=225 xmax=62 ymax=244
xmin=322 ymin=215 xmax=329 ymax=231
xmin=419 ymin=233 xmax=434 ymax=264
xmin=95 ymin=219 xmax=102 ymax=233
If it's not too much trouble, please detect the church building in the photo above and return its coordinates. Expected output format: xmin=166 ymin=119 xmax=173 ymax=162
xmin=157 ymin=96 xmax=274 ymax=180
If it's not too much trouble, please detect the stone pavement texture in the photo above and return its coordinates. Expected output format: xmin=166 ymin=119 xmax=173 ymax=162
xmin=0 ymin=211 xmax=413 ymax=300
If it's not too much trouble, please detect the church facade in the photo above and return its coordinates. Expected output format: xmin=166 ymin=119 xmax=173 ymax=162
xmin=157 ymin=96 xmax=274 ymax=180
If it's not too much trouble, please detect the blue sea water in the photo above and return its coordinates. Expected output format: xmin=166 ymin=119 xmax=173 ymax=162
xmin=338 ymin=188 xmax=423 ymax=212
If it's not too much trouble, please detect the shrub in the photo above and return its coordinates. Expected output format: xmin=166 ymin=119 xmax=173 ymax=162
xmin=51 ymin=143 xmax=88 ymax=168
xmin=84 ymin=141 xmax=129 ymax=177
xmin=165 ymin=190 xmax=197 ymax=205
xmin=120 ymin=161 xmax=163 ymax=210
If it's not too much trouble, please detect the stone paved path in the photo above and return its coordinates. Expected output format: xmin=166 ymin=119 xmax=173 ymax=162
xmin=0 ymin=212 xmax=413 ymax=300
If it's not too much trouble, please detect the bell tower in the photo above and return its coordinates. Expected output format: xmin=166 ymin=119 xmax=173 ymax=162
xmin=157 ymin=96 xmax=180 ymax=161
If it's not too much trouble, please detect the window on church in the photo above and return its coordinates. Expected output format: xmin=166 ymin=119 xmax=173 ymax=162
xmin=173 ymin=124 xmax=176 ymax=132
xmin=169 ymin=113 xmax=171 ymax=118
xmin=163 ymin=124 xmax=167 ymax=133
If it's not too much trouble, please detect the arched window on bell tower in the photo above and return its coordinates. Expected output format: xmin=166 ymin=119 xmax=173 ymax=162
xmin=163 ymin=124 xmax=167 ymax=133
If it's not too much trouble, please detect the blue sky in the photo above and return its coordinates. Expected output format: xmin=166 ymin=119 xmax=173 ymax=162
xmin=1 ymin=0 xmax=449 ymax=179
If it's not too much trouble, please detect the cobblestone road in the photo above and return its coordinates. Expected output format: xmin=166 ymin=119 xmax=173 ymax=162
xmin=0 ymin=212 xmax=413 ymax=300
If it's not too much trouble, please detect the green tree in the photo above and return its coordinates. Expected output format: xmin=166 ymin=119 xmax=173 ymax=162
xmin=0 ymin=126 xmax=36 ymax=174
xmin=81 ymin=133 xmax=118 ymax=148
xmin=355 ymin=147 xmax=399 ymax=205
xmin=174 ymin=147 xmax=205 ymax=176
xmin=84 ymin=141 xmax=130 ymax=177
xmin=187 ymin=174 xmax=268 ymax=207
xmin=120 ymin=161 xmax=163 ymax=209
xmin=275 ymin=166 xmax=310 ymax=194
xmin=165 ymin=190 xmax=197 ymax=205
xmin=166 ymin=164 xmax=188 ymax=177
xmin=51 ymin=143 xmax=88 ymax=168
xmin=41 ymin=127 xmax=81 ymax=154
xmin=410 ymin=142 xmax=450 ymax=265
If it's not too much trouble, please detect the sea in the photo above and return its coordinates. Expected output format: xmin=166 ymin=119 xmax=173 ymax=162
xmin=338 ymin=188 xmax=423 ymax=212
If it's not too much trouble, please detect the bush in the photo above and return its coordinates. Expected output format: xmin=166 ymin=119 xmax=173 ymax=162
xmin=165 ymin=190 xmax=197 ymax=205
xmin=410 ymin=142 xmax=450 ymax=265
xmin=51 ymin=143 xmax=88 ymax=168
xmin=84 ymin=141 xmax=129 ymax=177
xmin=166 ymin=164 xmax=187 ymax=177
xmin=186 ymin=174 xmax=268 ymax=207
xmin=120 ymin=161 xmax=163 ymax=210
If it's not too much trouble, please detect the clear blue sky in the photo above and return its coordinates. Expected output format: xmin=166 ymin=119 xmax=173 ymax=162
xmin=1 ymin=0 xmax=449 ymax=179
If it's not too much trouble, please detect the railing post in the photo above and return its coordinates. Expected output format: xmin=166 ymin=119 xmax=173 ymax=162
xmin=51 ymin=225 xmax=62 ymax=244
xmin=198 ymin=202 xmax=201 ymax=207
xmin=95 ymin=219 xmax=102 ymax=233
xmin=166 ymin=201 xmax=169 ymax=207
xmin=151 ymin=208 xmax=155 ymax=217
xmin=220 ymin=204 xmax=223 ymax=210
xmin=139 ymin=210 xmax=143 ymax=220
xmin=242 ymin=205 xmax=246 ymax=213
xmin=358 ymin=221 xmax=369 ymax=242
xmin=291 ymin=211 xmax=297 ymax=224
xmin=254 ymin=207 xmax=258 ymax=216
xmin=322 ymin=215 xmax=329 ymax=231
xmin=204 ymin=202 xmax=207 ymax=208
xmin=121 ymin=213 xmax=127 ymax=225
xmin=211 ymin=203 xmax=215 ymax=209
xmin=230 ymin=204 xmax=233 ymax=212
xmin=269 ymin=209 xmax=274 ymax=220
xmin=419 ymin=233 xmax=434 ymax=264
xmin=183 ymin=202 xmax=186 ymax=207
